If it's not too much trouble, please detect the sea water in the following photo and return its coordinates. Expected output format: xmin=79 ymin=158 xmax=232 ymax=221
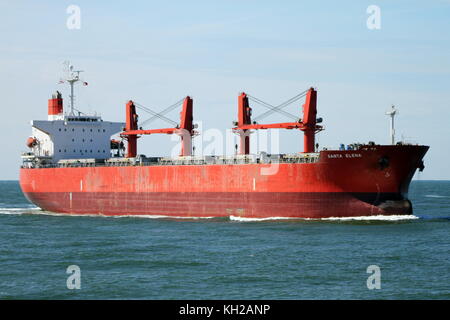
xmin=0 ymin=180 xmax=448 ymax=299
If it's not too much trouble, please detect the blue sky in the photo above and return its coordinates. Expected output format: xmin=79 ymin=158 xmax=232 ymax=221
xmin=0 ymin=0 xmax=449 ymax=179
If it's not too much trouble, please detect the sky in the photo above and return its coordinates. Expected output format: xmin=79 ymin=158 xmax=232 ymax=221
xmin=0 ymin=0 xmax=449 ymax=180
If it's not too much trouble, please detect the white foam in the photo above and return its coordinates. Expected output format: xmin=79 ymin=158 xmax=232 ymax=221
xmin=0 ymin=208 xmax=419 ymax=222
xmin=0 ymin=207 xmax=41 ymax=214
xmin=30 ymin=211 xmax=101 ymax=218
xmin=320 ymin=215 xmax=419 ymax=221
xmin=0 ymin=209 xmax=217 ymax=220
xmin=229 ymin=215 xmax=295 ymax=222
xmin=229 ymin=214 xmax=419 ymax=222
xmin=425 ymin=194 xmax=448 ymax=198
xmin=112 ymin=214 xmax=217 ymax=220
xmin=0 ymin=207 xmax=40 ymax=211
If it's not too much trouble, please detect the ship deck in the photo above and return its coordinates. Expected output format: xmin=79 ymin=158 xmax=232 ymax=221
xmin=21 ymin=152 xmax=321 ymax=169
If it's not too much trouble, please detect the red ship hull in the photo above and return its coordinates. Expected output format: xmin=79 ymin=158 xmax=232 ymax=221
xmin=19 ymin=145 xmax=428 ymax=219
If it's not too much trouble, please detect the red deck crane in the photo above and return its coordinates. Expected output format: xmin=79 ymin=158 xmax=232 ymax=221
xmin=233 ymin=87 xmax=323 ymax=154
xmin=121 ymin=97 xmax=194 ymax=158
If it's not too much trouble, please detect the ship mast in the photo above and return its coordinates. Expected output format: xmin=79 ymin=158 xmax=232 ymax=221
xmin=385 ymin=105 xmax=397 ymax=145
xmin=61 ymin=61 xmax=84 ymax=115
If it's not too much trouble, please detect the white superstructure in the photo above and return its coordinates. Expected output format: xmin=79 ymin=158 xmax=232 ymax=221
xmin=30 ymin=116 xmax=124 ymax=162
xmin=24 ymin=63 xmax=124 ymax=164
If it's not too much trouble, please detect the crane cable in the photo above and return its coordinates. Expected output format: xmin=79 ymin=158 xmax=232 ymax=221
xmin=134 ymin=98 xmax=185 ymax=128
xmin=249 ymin=89 xmax=309 ymax=122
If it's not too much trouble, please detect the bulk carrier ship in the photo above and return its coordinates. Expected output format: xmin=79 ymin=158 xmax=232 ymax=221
xmin=19 ymin=65 xmax=429 ymax=218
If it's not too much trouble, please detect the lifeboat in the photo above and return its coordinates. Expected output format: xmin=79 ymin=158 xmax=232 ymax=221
xmin=26 ymin=137 xmax=38 ymax=148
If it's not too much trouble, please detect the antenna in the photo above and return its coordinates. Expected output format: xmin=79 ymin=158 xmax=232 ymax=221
xmin=385 ymin=105 xmax=398 ymax=145
xmin=59 ymin=61 xmax=85 ymax=115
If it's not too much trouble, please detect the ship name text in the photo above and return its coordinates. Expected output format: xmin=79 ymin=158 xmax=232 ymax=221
xmin=327 ymin=153 xmax=362 ymax=159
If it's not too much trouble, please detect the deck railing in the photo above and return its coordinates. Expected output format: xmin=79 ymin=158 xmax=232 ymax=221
xmin=21 ymin=153 xmax=320 ymax=169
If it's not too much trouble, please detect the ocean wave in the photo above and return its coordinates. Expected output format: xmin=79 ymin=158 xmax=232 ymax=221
xmin=0 ymin=209 xmax=217 ymax=220
xmin=1 ymin=209 xmax=419 ymax=222
xmin=0 ymin=207 xmax=40 ymax=214
xmin=425 ymin=194 xmax=448 ymax=198
xmin=319 ymin=215 xmax=419 ymax=221
xmin=229 ymin=214 xmax=419 ymax=222
xmin=229 ymin=216 xmax=295 ymax=222
xmin=113 ymin=214 xmax=217 ymax=220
